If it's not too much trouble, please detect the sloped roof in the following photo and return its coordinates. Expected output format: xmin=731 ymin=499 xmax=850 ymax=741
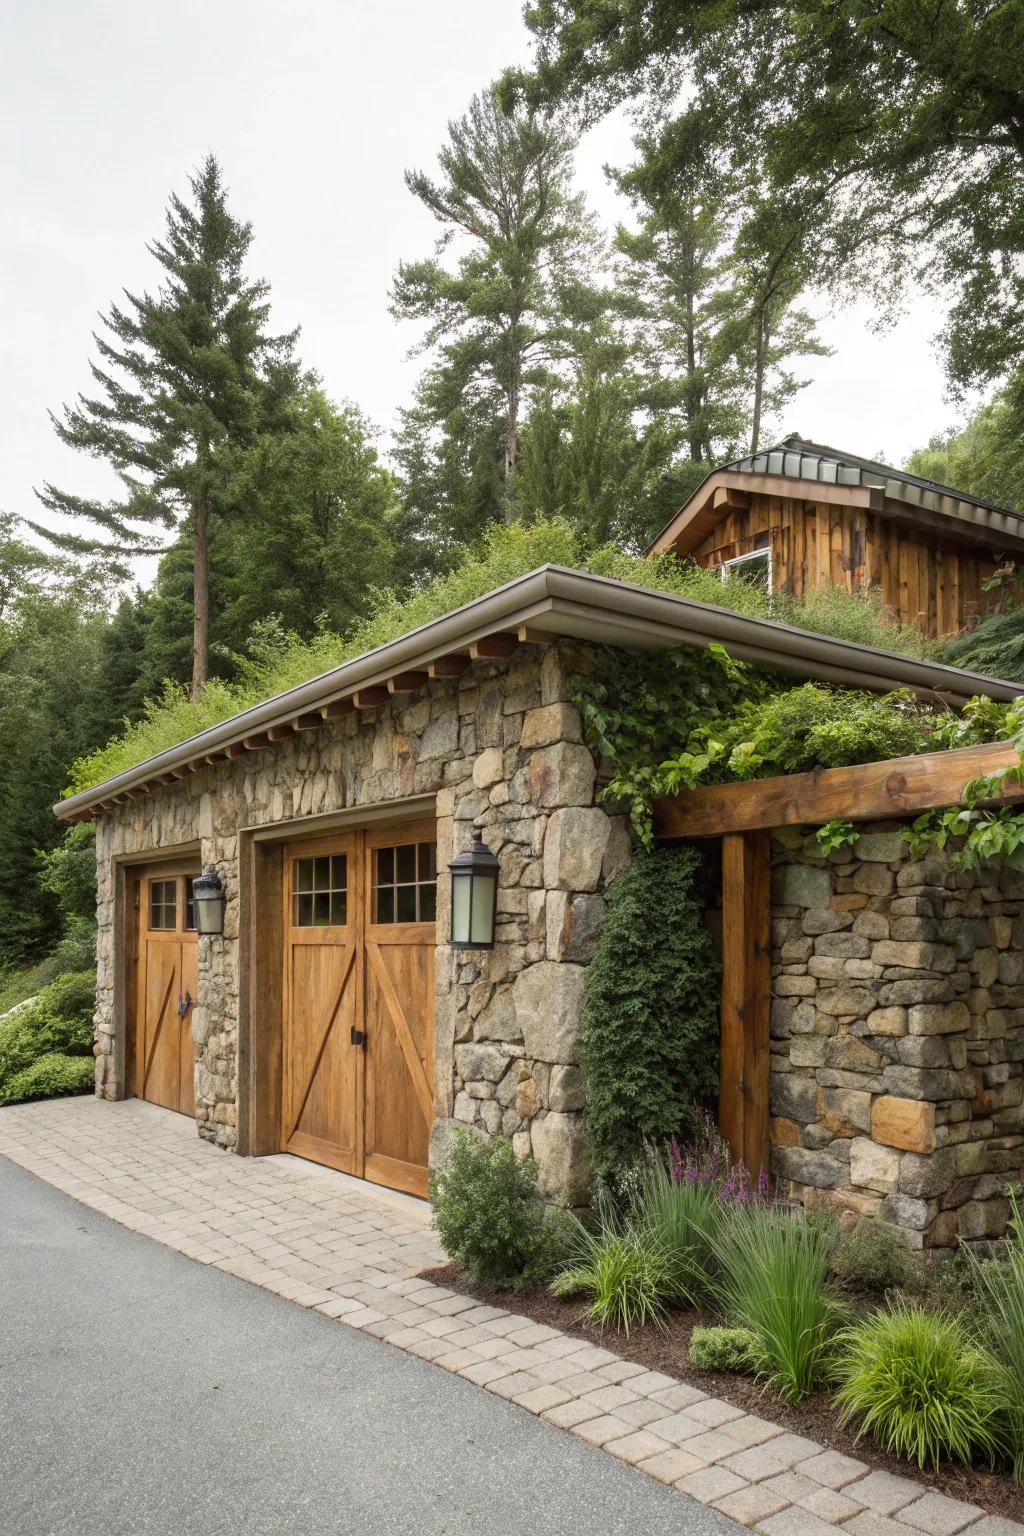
xmin=735 ymin=436 xmax=1020 ymax=523
xmin=56 ymin=564 xmax=1024 ymax=823
xmin=648 ymin=435 xmax=1024 ymax=557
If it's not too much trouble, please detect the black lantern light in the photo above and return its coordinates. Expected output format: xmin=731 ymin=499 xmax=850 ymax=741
xmin=191 ymin=868 xmax=226 ymax=937
xmin=448 ymin=826 xmax=499 ymax=950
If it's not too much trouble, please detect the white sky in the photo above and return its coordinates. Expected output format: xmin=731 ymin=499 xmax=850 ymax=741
xmin=3 ymin=0 xmax=972 ymax=581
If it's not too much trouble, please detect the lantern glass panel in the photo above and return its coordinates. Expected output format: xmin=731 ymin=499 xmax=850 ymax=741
xmin=451 ymin=872 xmax=471 ymax=944
xmin=470 ymin=873 xmax=495 ymax=943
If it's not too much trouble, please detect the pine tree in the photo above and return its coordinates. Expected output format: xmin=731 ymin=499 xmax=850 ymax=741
xmin=34 ymin=155 xmax=299 ymax=695
xmin=613 ymin=193 xmax=748 ymax=467
xmin=391 ymin=86 xmax=602 ymax=535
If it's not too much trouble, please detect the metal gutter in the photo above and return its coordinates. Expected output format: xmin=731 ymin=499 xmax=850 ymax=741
xmin=55 ymin=564 xmax=1024 ymax=821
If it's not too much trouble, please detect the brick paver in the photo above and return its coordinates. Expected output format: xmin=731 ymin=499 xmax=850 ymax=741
xmin=2 ymin=1094 xmax=1021 ymax=1536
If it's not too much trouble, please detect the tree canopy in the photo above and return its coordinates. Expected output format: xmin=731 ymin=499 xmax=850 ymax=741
xmin=503 ymin=0 xmax=1024 ymax=392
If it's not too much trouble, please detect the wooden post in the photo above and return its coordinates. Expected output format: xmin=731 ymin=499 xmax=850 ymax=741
xmin=720 ymin=830 xmax=771 ymax=1178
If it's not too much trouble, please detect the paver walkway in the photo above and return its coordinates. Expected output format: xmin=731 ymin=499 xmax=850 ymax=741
xmin=2 ymin=1096 xmax=1020 ymax=1536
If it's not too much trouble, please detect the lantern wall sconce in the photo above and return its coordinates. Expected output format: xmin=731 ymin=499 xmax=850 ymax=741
xmin=191 ymin=868 xmax=226 ymax=936
xmin=448 ymin=826 xmax=499 ymax=950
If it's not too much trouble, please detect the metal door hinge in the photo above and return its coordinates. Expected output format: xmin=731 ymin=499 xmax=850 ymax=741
xmin=350 ymin=1027 xmax=366 ymax=1047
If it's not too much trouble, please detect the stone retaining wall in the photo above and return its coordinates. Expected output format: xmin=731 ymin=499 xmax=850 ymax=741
xmin=93 ymin=641 xmax=628 ymax=1203
xmin=770 ymin=825 xmax=1024 ymax=1246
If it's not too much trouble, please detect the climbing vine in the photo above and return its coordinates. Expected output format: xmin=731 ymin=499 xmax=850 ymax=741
xmin=571 ymin=645 xmax=1022 ymax=865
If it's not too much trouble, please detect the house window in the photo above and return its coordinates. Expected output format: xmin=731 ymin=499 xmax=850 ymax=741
xmin=374 ymin=841 xmax=437 ymax=925
xmin=721 ymin=548 xmax=772 ymax=592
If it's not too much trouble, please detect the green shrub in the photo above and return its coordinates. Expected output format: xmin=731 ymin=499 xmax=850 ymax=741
xmin=579 ymin=846 xmax=719 ymax=1180
xmin=0 ymin=1052 xmax=95 ymax=1105
xmin=965 ymin=1189 xmax=1024 ymax=1479
xmin=833 ymin=1301 xmax=1005 ymax=1471
xmin=924 ymin=1246 xmax=982 ymax=1310
xmin=943 ymin=603 xmax=1024 ymax=683
xmin=428 ymin=1130 xmax=559 ymax=1290
xmin=631 ymin=1147 xmax=727 ymax=1308
xmin=0 ymin=969 xmax=96 ymax=1089
xmin=830 ymin=1220 xmax=918 ymax=1294
xmin=552 ymin=1201 xmax=671 ymax=1334
xmin=713 ymin=1205 xmax=843 ymax=1402
xmin=689 ymin=1325 xmax=758 ymax=1373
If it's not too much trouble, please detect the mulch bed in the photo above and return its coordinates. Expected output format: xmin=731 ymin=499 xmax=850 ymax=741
xmin=423 ymin=1260 xmax=1024 ymax=1523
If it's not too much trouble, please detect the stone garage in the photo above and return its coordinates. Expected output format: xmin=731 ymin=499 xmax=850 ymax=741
xmin=56 ymin=564 xmax=1024 ymax=1223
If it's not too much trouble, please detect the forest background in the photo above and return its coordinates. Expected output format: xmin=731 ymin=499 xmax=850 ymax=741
xmin=3 ymin=0 xmax=1023 ymax=997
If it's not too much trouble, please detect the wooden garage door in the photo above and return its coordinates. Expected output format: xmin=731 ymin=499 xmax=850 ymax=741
xmin=135 ymin=870 xmax=198 ymax=1116
xmin=281 ymin=820 xmax=436 ymax=1197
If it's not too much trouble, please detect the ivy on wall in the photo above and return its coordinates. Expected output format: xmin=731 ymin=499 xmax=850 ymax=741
xmin=579 ymin=845 xmax=721 ymax=1179
xmin=572 ymin=645 xmax=1024 ymax=865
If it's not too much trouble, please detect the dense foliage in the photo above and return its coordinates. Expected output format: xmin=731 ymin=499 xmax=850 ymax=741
xmin=552 ymin=1196 xmax=672 ymax=1333
xmin=834 ymin=1302 xmax=1005 ymax=1471
xmin=578 ymin=846 xmax=720 ymax=1178
xmin=712 ymin=1203 xmax=843 ymax=1402
xmin=688 ymin=1325 xmax=758 ymax=1374
xmin=0 ymin=968 xmax=96 ymax=1106
xmin=574 ymin=635 xmax=1013 ymax=845
xmin=964 ymin=1189 xmax=1024 ymax=1480
xmin=428 ymin=1130 xmax=563 ymax=1289
xmin=67 ymin=519 xmax=938 ymax=795
xmin=829 ymin=1219 xmax=918 ymax=1296
xmin=505 ymin=0 xmax=1024 ymax=404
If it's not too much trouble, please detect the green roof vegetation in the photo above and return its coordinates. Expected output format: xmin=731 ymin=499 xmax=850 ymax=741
xmin=66 ymin=517 xmax=938 ymax=796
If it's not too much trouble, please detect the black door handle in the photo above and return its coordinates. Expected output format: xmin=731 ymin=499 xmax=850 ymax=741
xmin=178 ymin=990 xmax=192 ymax=1019
xmin=351 ymin=1027 xmax=366 ymax=1047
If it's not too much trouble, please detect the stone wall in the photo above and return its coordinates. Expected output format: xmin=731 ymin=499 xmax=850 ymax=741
xmin=93 ymin=641 xmax=628 ymax=1203
xmin=770 ymin=825 xmax=1024 ymax=1247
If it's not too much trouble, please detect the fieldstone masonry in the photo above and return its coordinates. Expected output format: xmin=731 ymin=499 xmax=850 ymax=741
xmin=93 ymin=641 xmax=628 ymax=1204
xmin=770 ymin=824 xmax=1024 ymax=1246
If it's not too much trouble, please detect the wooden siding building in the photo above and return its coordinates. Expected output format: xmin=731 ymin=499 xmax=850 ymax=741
xmin=648 ymin=436 xmax=1024 ymax=638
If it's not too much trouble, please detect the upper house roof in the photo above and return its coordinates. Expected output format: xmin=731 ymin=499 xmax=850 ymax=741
xmin=647 ymin=434 xmax=1024 ymax=558
xmin=56 ymin=564 xmax=1024 ymax=824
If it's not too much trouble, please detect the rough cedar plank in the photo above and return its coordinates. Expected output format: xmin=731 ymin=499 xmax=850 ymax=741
xmin=719 ymin=833 xmax=747 ymax=1166
xmin=720 ymin=831 xmax=771 ymax=1177
xmin=654 ymin=739 xmax=1023 ymax=840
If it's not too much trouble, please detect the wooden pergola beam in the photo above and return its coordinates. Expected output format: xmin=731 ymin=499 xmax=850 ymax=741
xmin=654 ymin=739 xmax=1022 ymax=841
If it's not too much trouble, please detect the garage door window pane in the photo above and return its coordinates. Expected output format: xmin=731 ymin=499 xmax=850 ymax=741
xmin=149 ymin=879 xmax=177 ymax=931
xmin=373 ymin=840 xmax=437 ymax=925
xmin=293 ymin=854 xmax=347 ymax=927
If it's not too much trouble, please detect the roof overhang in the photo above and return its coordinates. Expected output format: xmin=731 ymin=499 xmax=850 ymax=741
xmin=55 ymin=564 xmax=1024 ymax=823
xmin=648 ymin=470 xmax=1024 ymax=559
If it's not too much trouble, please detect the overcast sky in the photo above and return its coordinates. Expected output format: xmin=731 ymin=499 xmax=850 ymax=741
xmin=4 ymin=0 xmax=971 ymax=575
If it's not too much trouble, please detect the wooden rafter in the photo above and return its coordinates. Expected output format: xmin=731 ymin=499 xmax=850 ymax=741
xmin=388 ymin=671 xmax=429 ymax=694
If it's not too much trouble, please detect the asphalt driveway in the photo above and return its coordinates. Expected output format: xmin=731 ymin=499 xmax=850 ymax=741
xmin=0 ymin=1155 xmax=740 ymax=1536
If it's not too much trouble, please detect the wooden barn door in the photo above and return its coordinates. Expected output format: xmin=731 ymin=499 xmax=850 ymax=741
xmin=363 ymin=823 xmax=437 ymax=1198
xmin=280 ymin=821 xmax=436 ymax=1196
xmin=281 ymin=836 xmax=362 ymax=1173
xmin=135 ymin=868 xmax=199 ymax=1115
